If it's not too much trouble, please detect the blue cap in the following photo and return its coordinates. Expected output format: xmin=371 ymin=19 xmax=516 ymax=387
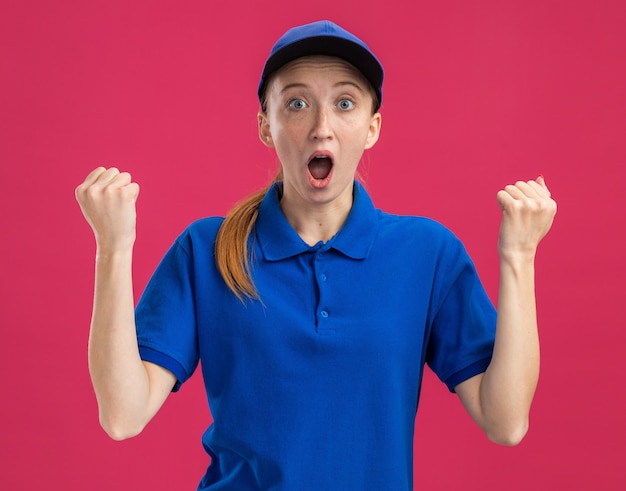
xmin=258 ymin=20 xmax=384 ymax=110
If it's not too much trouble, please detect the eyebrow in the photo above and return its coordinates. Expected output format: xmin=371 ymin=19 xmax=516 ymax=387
xmin=279 ymin=83 xmax=308 ymax=95
xmin=279 ymin=81 xmax=366 ymax=95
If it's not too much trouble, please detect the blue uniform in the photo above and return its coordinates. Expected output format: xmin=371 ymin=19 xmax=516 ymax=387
xmin=136 ymin=181 xmax=496 ymax=490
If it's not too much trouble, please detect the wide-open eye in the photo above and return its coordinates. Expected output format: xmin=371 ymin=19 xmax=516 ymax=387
xmin=288 ymin=99 xmax=307 ymax=110
xmin=337 ymin=99 xmax=354 ymax=110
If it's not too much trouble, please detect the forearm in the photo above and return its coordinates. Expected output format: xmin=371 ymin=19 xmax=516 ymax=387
xmin=479 ymin=252 xmax=540 ymax=443
xmin=88 ymin=248 xmax=152 ymax=439
xmin=457 ymin=176 xmax=555 ymax=445
xmin=76 ymin=168 xmax=174 ymax=439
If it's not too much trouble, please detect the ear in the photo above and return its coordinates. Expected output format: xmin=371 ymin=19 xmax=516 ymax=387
xmin=364 ymin=112 xmax=382 ymax=150
xmin=258 ymin=112 xmax=274 ymax=148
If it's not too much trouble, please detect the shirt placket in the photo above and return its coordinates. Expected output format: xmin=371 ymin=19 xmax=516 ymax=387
xmin=313 ymin=247 xmax=335 ymax=335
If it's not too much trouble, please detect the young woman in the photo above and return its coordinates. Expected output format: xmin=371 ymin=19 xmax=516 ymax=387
xmin=76 ymin=20 xmax=557 ymax=491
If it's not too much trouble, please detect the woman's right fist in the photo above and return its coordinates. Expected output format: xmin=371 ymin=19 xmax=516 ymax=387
xmin=75 ymin=167 xmax=140 ymax=253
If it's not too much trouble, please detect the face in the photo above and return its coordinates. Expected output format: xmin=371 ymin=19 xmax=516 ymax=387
xmin=258 ymin=56 xmax=381 ymax=210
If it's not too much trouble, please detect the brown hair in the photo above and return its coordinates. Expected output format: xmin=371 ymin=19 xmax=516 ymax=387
xmin=215 ymin=169 xmax=283 ymax=301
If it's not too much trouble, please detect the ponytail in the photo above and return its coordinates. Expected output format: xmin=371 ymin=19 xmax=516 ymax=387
xmin=215 ymin=170 xmax=283 ymax=301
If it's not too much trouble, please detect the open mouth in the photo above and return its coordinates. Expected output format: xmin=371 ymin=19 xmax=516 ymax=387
xmin=308 ymin=155 xmax=333 ymax=181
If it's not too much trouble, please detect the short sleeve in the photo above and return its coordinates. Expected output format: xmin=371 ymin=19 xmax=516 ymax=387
xmin=426 ymin=237 xmax=496 ymax=392
xmin=135 ymin=231 xmax=199 ymax=392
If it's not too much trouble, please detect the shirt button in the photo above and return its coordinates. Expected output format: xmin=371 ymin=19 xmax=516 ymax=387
xmin=321 ymin=274 xmax=327 ymax=281
xmin=320 ymin=310 xmax=329 ymax=318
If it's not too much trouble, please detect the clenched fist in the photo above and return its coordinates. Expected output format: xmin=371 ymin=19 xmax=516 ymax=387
xmin=75 ymin=167 xmax=140 ymax=254
xmin=497 ymin=175 xmax=557 ymax=260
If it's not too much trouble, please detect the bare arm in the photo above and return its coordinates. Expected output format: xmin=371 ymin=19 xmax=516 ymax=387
xmin=76 ymin=167 xmax=176 ymax=440
xmin=456 ymin=175 xmax=557 ymax=446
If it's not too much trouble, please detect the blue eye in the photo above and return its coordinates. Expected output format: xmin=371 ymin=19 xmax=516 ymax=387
xmin=288 ymin=99 xmax=307 ymax=110
xmin=338 ymin=99 xmax=354 ymax=110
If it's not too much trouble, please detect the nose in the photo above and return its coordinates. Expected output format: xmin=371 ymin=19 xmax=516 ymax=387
xmin=311 ymin=107 xmax=332 ymax=140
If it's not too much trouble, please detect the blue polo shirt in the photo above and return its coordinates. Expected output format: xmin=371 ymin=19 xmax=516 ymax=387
xmin=136 ymin=181 xmax=496 ymax=491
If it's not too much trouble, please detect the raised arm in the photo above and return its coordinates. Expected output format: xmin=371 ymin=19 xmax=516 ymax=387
xmin=76 ymin=167 xmax=176 ymax=440
xmin=455 ymin=175 xmax=557 ymax=446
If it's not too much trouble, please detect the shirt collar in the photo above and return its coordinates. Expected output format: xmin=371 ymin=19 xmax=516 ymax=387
xmin=255 ymin=181 xmax=379 ymax=261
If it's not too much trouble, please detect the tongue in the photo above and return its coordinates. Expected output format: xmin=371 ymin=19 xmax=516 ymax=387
xmin=309 ymin=157 xmax=332 ymax=180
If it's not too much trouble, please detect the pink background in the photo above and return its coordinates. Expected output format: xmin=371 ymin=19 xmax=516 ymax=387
xmin=1 ymin=0 xmax=625 ymax=489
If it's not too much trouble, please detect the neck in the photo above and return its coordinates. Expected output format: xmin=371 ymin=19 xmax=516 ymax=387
xmin=279 ymin=185 xmax=354 ymax=246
